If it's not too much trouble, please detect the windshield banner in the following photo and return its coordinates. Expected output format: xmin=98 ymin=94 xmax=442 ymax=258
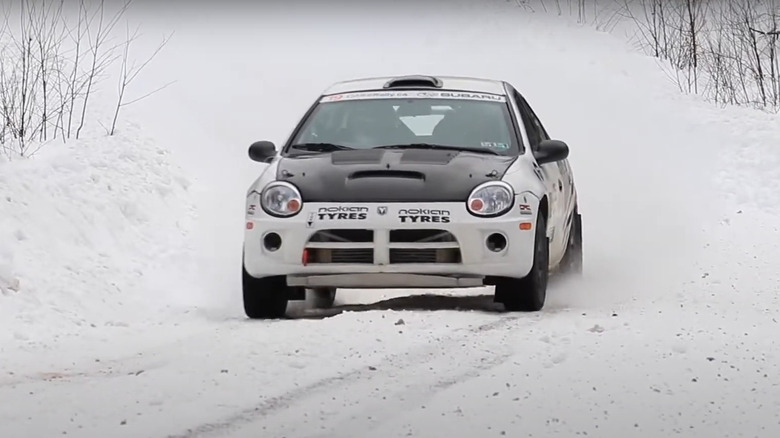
xmin=320 ymin=90 xmax=507 ymax=103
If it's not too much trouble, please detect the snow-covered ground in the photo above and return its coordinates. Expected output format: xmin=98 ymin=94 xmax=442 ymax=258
xmin=2 ymin=0 xmax=780 ymax=436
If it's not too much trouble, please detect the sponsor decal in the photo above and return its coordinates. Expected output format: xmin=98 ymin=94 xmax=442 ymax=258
xmin=306 ymin=212 xmax=316 ymax=228
xmin=519 ymin=204 xmax=532 ymax=215
xmin=319 ymin=90 xmax=506 ymax=103
xmin=377 ymin=206 xmax=388 ymax=215
xmin=398 ymin=208 xmax=451 ymax=223
xmin=317 ymin=206 xmax=368 ymax=220
xmin=247 ymin=204 xmax=257 ymax=216
xmin=320 ymin=91 xmax=411 ymax=102
xmin=438 ymin=91 xmax=505 ymax=102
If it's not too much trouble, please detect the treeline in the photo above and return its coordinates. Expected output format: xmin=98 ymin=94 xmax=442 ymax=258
xmin=517 ymin=0 xmax=780 ymax=112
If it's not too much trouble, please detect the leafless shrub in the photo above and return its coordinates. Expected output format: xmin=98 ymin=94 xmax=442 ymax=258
xmin=626 ymin=0 xmax=780 ymax=111
xmin=512 ymin=0 xmax=624 ymax=31
xmin=519 ymin=0 xmax=780 ymax=112
xmin=0 ymin=0 xmax=172 ymax=159
xmin=109 ymin=25 xmax=173 ymax=136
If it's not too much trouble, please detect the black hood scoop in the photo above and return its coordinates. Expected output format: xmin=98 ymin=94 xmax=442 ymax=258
xmin=349 ymin=169 xmax=426 ymax=181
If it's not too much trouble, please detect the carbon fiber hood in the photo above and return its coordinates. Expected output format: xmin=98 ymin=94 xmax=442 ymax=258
xmin=276 ymin=148 xmax=516 ymax=202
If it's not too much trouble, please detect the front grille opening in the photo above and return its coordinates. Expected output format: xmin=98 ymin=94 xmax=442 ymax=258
xmin=308 ymin=229 xmax=374 ymax=243
xmin=308 ymin=248 xmax=374 ymax=264
xmin=389 ymin=229 xmax=457 ymax=243
xmin=389 ymin=248 xmax=462 ymax=264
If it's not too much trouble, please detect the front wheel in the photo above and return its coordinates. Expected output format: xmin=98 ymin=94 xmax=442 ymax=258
xmin=242 ymin=262 xmax=289 ymax=319
xmin=496 ymin=212 xmax=549 ymax=312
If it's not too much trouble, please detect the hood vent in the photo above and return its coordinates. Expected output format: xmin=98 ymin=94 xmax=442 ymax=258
xmin=348 ymin=170 xmax=425 ymax=181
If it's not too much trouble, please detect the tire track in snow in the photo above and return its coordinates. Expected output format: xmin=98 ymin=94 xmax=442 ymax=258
xmin=292 ymin=349 xmax=515 ymax=438
xmin=165 ymin=314 xmax=531 ymax=438
xmin=0 ymin=365 xmax=157 ymax=387
xmin=0 ymin=326 xmax=222 ymax=388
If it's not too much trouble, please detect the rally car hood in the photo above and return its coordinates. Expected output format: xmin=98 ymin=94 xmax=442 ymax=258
xmin=275 ymin=148 xmax=517 ymax=202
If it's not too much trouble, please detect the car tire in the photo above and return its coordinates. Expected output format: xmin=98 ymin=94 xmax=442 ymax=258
xmin=498 ymin=211 xmax=549 ymax=312
xmin=308 ymin=287 xmax=337 ymax=309
xmin=242 ymin=260 xmax=289 ymax=319
xmin=559 ymin=208 xmax=583 ymax=276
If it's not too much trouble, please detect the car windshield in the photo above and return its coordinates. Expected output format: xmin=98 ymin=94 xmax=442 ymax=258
xmin=287 ymin=90 xmax=519 ymax=155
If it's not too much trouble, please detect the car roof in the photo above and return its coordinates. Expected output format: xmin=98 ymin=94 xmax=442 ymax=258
xmin=321 ymin=75 xmax=509 ymax=96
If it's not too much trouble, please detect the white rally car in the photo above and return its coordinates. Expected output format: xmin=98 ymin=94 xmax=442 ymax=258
xmin=242 ymin=75 xmax=583 ymax=318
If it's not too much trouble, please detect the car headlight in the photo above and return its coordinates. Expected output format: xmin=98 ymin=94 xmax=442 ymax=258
xmin=260 ymin=181 xmax=303 ymax=217
xmin=467 ymin=181 xmax=514 ymax=217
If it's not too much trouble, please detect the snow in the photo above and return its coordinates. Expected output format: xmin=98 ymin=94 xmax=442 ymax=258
xmin=0 ymin=123 xmax=202 ymax=345
xmin=2 ymin=0 xmax=780 ymax=436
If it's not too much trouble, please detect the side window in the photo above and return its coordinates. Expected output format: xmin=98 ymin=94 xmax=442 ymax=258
xmin=519 ymin=95 xmax=551 ymax=142
xmin=523 ymin=98 xmax=568 ymax=175
xmin=531 ymin=111 xmax=550 ymax=141
xmin=514 ymin=92 xmax=542 ymax=149
xmin=513 ymin=92 xmax=538 ymax=147
xmin=524 ymin=98 xmax=569 ymax=175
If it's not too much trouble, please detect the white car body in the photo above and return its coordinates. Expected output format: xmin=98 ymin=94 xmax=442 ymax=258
xmin=242 ymin=75 xmax=581 ymax=317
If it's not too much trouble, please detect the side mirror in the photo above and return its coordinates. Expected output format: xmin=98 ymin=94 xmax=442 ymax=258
xmin=534 ymin=139 xmax=569 ymax=165
xmin=248 ymin=140 xmax=277 ymax=163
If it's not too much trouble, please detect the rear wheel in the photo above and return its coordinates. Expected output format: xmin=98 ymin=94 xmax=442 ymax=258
xmin=496 ymin=212 xmax=549 ymax=312
xmin=308 ymin=287 xmax=337 ymax=309
xmin=559 ymin=208 xmax=583 ymax=276
xmin=242 ymin=261 xmax=289 ymax=319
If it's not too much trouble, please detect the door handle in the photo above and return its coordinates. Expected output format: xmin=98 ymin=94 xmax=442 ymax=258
xmin=558 ymin=180 xmax=563 ymax=191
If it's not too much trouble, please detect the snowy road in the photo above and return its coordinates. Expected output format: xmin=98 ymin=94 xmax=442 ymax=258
xmin=3 ymin=0 xmax=780 ymax=436
xmin=5 ymin=272 xmax=780 ymax=438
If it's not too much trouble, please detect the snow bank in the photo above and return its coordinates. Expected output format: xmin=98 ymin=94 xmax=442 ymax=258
xmin=709 ymin=108 xmax=780 ymax=215
xmin=0 ymin=124 xmax=198 ymax=345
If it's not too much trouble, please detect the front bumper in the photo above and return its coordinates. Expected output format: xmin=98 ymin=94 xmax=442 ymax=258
xmin=243 ymin=196 xmax=539 ymax=288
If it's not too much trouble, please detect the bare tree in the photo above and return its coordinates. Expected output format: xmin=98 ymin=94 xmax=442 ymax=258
xmin=109 ymin=24 xmax=173 ymax=136
xmin=610 ymin=0 xmax=780 ymax=111
xmin=63 ymin=0 xmax=88 ymax=139
xmin=0 ymin=0 xmax=174 ymax=159
xmin=75 ymin=0 xmax=132 ymax=139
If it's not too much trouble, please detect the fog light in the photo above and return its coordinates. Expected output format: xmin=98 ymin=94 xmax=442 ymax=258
xmin=486 ymin=233 xmax=507 ymax=252
xmin=263 ymin=232 xmax=282 ymax=251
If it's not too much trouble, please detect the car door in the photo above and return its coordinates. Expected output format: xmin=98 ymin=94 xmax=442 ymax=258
xmin=514 ymin=92 xmax=567 ymax=264
xmin=527 ymin=104 xmax=577 ymax=253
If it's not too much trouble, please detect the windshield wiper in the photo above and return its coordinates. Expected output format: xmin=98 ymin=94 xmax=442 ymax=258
xmin=289 ymin=142 xmax=356 ymax=152
xmin=373 ymin=143 xmax=501 ymax=155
